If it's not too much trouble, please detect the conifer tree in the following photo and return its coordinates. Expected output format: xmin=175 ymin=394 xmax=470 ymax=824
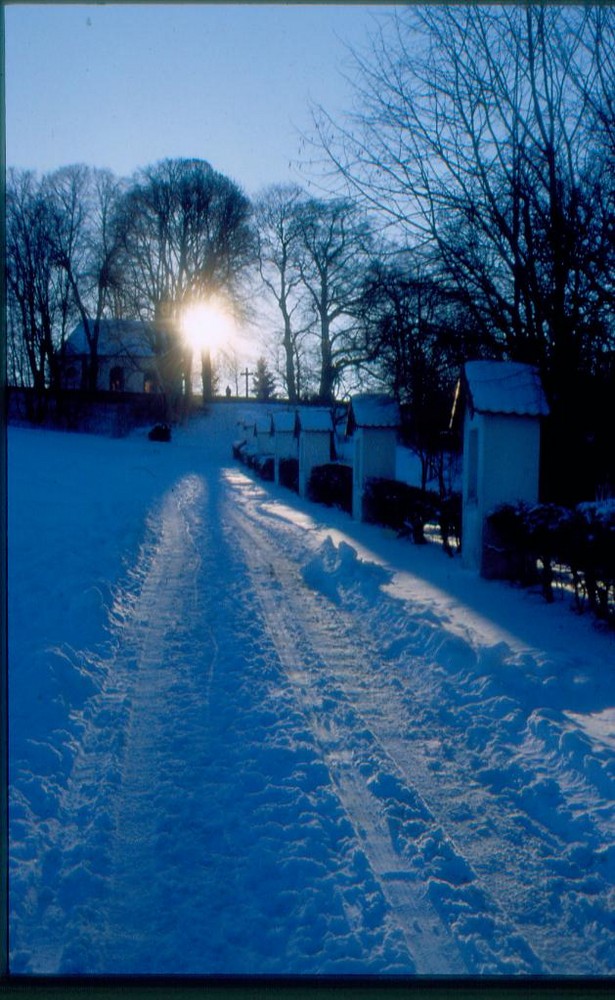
xmin=252 ymin=356 xmax=276 ymax=401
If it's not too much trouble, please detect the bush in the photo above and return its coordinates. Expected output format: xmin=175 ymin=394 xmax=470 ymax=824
xmin=148 ymin=423 xmax=171 ymax=442
xmin=232 ymin=439 xmax=247 ymax=460
xmin=568 ymin=503 xmax=615 ymax=621
xmin=483 ymin=502 xmax=536 ymax=584
xmin=485 ymin=500 xmax=615 ymax=625
xmin=307 ymin=464 xmax=352 ymax=513
xmin=234 ymin=442 xmax=274 ymax=481
xmin=525 ymin=504 xmax=572 ymax=602
xmin=279 ymin=457 xmax=299 ymax=493
xmin=254 ymin=455 xmax=274 ymax=482
xmin=438 ymin=492 xmax=462 ymax=556
xmin=363 ymin=478 xmax=439 ymax=544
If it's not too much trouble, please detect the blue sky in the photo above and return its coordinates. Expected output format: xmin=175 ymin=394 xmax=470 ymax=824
xmin=5 ymin=3 xmax=391 ymax=196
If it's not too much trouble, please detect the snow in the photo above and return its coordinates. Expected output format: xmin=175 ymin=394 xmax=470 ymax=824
xmin=66 ymin=319 xmax=158 ymax=358
xmin=463 ymin=361 xmax=550 ymax=417
xmin=347 ymin=394 xmax=400 ymax=430
xmin=296 ymin=407 xmax=333 ymax=433
xmin=271 ymin=409 xmax=296 ymax=434
xmin=254 ymin=414 xmax=273 ymax=435
xmin=8 ymin=404 xmax=615 ymax=976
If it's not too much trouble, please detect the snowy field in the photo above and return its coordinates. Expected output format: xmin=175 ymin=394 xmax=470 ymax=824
xmin=8 ymin=404 xmax=615 ymax=976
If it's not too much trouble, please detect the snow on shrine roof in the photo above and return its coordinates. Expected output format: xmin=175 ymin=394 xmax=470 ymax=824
xmin=237 ymin=411 xmax=258 ymax=429
xmin=347 ymin=394 xmax=400 ymax=432
xmin=295 ymin=407 xmax=333 ymax=432
xmin=464 ymin=361 xmax=549 ymax=417
xmin=66 ymin=319 xmax=160 ymax=358
xmin=255 ymin=415 xmax=273 ymax=435
xmin=271 ymin=410 xmax=296 ymax=433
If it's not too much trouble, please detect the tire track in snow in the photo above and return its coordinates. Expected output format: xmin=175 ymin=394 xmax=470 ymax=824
xmin=226 ymin=472 xmax=614 ymax=974
xmin=225 ymin=502 xmax=466 ymax=973
xmin=349 ymin=618 xmax=615 ymax=975
xmin=47 ymin=465 xmax=415 ymax=975
xmin=11 ymin=410 xmax=612 ymax=975
xmin=76 ymin=473 xmax=220 ymax=972
xmin=225 ymin=486 xmax=543 ymax=975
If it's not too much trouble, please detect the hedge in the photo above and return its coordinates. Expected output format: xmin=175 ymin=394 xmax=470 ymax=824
xmin=279 ymin=457 xmax=299 ymax=493
xmin=363 ymin=477 xmax=461 ymax=553
xmin=485 ymin=500 xmax=615 ymax=625
xmin=307 ymin=463 xmax=353 ymax=513
xmin=253 ymin=454 xmax=274 ymax=481
xmin=232 ymin=441 xmax=274 ymax=482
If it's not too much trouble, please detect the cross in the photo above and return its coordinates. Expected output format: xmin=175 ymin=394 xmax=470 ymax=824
xmin=241 ymin=368 xmax=253 ymax=400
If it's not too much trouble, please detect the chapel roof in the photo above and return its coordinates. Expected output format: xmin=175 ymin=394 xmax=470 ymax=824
xmin=295 ymin=407 xmax=333 ymax=433
xmin=271 ymin=410 xmax=296 ymax=433
xmin=65 ymin=319 xmax=161 ymax=358
xmin=463 ymin=361 xmax=549 ymax=418
xmin=346 ymin=394 xmax=400 ymax=433
xmin=254 ymin=415 xmax=273 ymax=435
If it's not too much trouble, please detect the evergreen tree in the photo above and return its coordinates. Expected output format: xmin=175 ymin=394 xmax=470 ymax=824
xmin=252 ymin=357 xmax=276 ymax=401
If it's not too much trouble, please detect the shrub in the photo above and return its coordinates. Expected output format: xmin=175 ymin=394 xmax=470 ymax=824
xmin=148 ymin=423 xmax=171 ymax=442
xmin=524 ymin=504 xmax=572 ymax=602
xmin=254 ymin=455 xmax=274 ymax=482
xmin=485 ymin=500 xmax=615 ymax=625
xmin=232 ymin=439 xmax=247 ymax=460
xmin=363 ymin=478 xmax=439 ymax=544
xmin=485 ymin=503 xmax=530 ymax=551
xmin=279 ymin=457 xmax=299 ymax=493
xmin=307 ymin=464 xmax=352 ymax=513
xmin=569 ymin=502 xmax=615 ymax=621
xmin=232 ymin=440 xmax=273 ymax=481
xmin=438 ymin=492 xmax=462 ymax=556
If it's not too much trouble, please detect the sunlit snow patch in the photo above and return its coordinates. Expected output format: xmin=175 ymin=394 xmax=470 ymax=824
xmin=259 ymin=500 xmax=318 ymax=533
xmin=565 ymin=708 xmax=615 ymax=752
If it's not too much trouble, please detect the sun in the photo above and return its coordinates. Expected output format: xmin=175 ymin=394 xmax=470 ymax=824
xmin=181 ymin=298 xmax=236 ymax=355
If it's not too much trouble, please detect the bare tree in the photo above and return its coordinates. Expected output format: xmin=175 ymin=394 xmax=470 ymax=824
xmin=116 ymin=158 xmax=255 ymax=319
xmin=45 ymin=164 xmax=125 ymax=390
xmin=6 ymin=169 xmax=72 ymax=395
xmin=314 ymin=6 xmax=614 ymax=381
xmin=254 ymin=184 xmax=307 ymax=403
xmin=115 ymin=158 xmax=255 ymax=408
xmin=294 ymin=196 xmax=373 ymax=402
xmin=360 ymin=257 xmax=479 ymax=488
xmin=218 ymin=343 xmax=242 ymax=398
xmin=313 ymin=5 xmax=615 ymax=497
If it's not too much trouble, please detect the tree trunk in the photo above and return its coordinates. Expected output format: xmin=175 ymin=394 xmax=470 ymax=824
xmin=201 ymin=349 xmax=213 ymax=403
xmin=282 ymin=310 xmax=298 ymax=403
xmin=318 ymin=311 xmax=335 ymax=403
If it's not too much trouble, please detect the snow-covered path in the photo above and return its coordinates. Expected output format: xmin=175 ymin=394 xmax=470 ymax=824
xmin=8 ymin=407 xmax=615 ymax=975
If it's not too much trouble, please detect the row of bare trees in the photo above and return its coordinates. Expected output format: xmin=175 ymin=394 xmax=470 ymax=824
xmin=229 ymin=5 xmax=615 ymax=497
xmin=6 ymin=6 xmax=614 ymax=495
xmin=254 ymin=186 xmax=375 ymax=403
xmin=254 ymin=186 xmax=479 ymax=473
xmin=6 ymin=159 xmax=380 ymax=408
